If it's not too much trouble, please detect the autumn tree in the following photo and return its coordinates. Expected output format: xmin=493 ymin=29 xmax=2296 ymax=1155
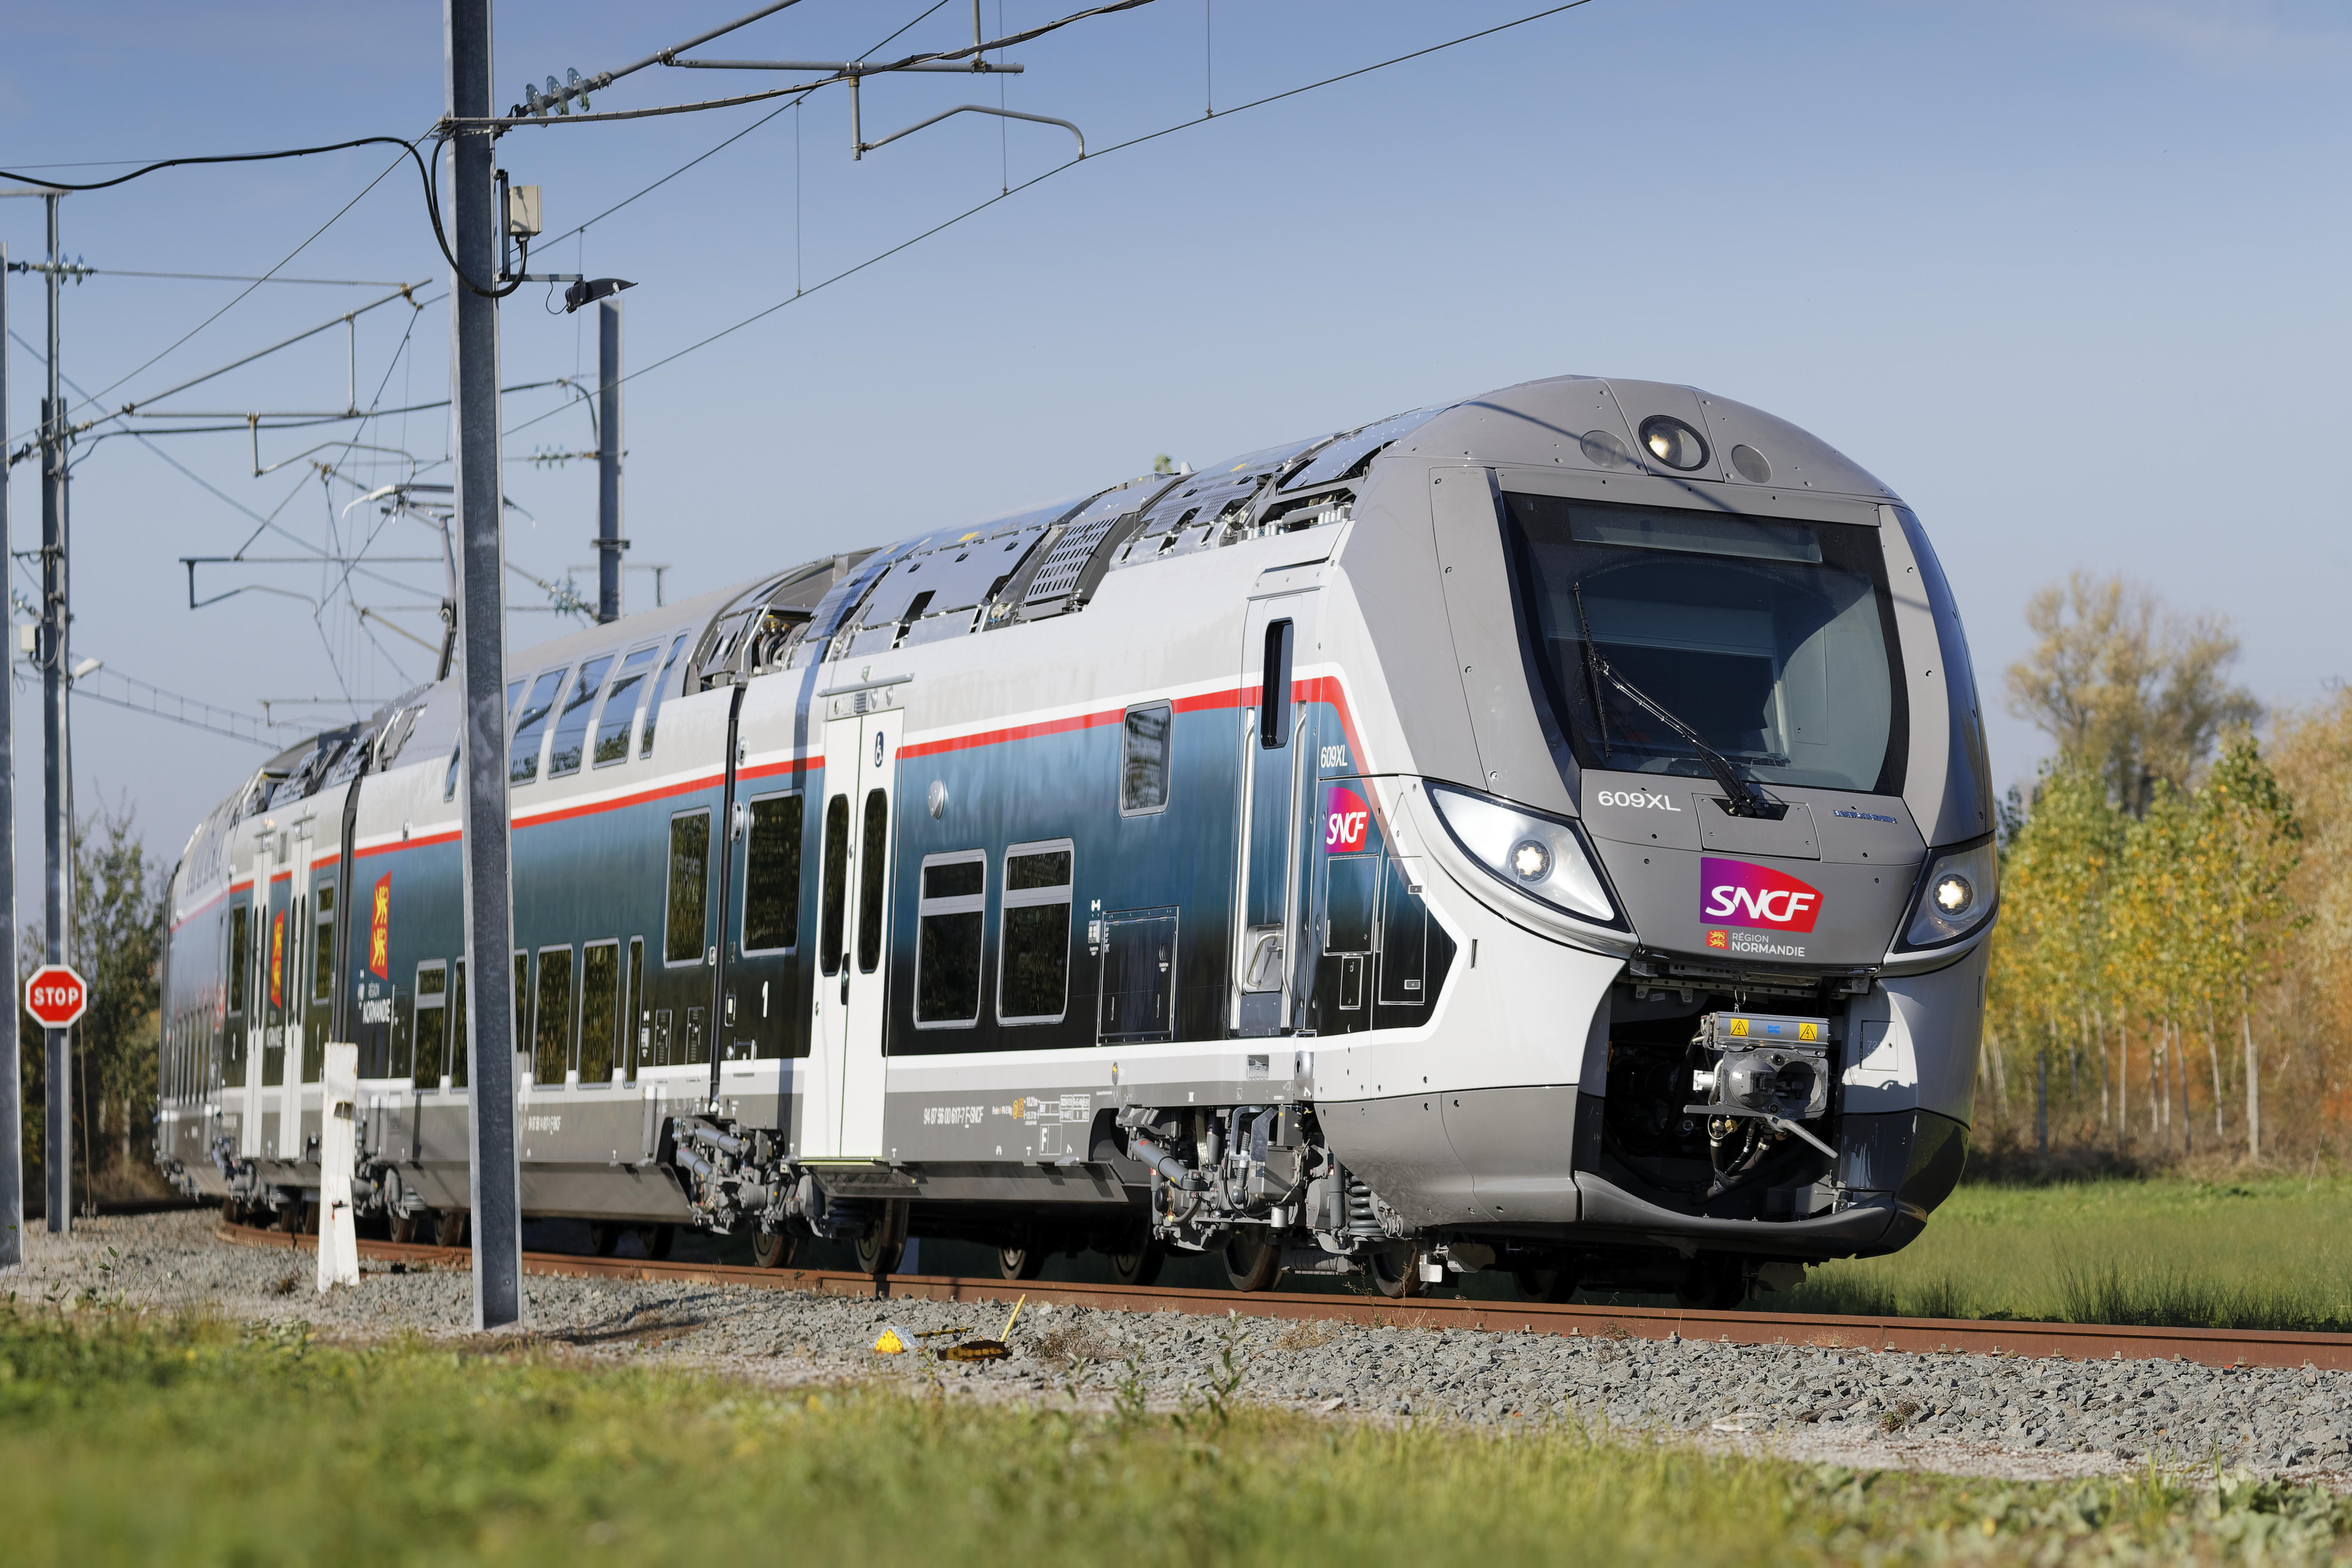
xmin=2005 ymin=572 xmax=2260 ymax=814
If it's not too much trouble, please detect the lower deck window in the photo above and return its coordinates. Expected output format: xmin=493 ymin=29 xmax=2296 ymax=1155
xmin=914 ymin=854 xmax=985 ymax=1026
xmin=999 ymin=842 xmax=1073 ymax=1024
xmin=579 ymin=942 xmax=620 ymax=1082
xmin=533 ymin=947 xmax=573 ymax=1084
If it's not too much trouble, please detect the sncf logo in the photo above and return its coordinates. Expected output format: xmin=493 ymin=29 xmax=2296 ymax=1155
xmin=1700 ymin=856 xmax=1823 ymax=933
xmin=1324 ymin=784 xmax=1370 ymax=852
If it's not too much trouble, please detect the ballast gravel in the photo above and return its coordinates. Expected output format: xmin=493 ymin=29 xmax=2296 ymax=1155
xmin=14 ymin=1210 xmax=2349 ymax=1487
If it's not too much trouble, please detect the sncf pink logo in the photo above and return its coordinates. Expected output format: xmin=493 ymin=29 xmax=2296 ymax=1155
xmin=1324 ymin=785 xmax=1369 ymax=852
xmin=1701 ymin=857 xmax=1823 ymax=933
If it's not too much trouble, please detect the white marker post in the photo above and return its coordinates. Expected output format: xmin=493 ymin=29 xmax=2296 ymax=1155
xmin=316 ymin=1041 xmax=359 ymax=1291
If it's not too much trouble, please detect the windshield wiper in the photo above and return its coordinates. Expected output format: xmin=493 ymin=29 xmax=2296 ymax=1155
xmin=1573 ymin=585 xmax=1778 ymax=820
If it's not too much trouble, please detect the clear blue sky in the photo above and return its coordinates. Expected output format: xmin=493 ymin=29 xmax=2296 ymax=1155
xmin=2 ymin=0 xmax=2347 ymax=915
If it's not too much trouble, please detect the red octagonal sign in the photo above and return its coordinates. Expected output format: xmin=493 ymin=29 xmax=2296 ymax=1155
xmin=25 ymin=964 xmax=88 ymax=1029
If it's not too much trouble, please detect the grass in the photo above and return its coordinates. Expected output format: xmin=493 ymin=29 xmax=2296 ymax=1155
xmin=1782 ymin=1173 xmax=2352 ymax=1330
xmin=1 ymin=1305 xmax=2349 ymax=1565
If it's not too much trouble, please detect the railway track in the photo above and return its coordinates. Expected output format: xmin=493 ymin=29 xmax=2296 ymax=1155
xmin=217 ymin=1222 xmax=2352 ymax=1373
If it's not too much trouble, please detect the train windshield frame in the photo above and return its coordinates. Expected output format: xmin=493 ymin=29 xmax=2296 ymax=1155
xmin=1503 ymin=493 xmax=1908 ymax=796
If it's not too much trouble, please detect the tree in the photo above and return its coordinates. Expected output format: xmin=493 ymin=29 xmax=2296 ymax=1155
xmin=2004 ymin=572 xmax=2260 ymax=814
xmin=14 ymin=797 xmax=165 ymax=1201
xmin=2184 ymin=739 xmax=2300 ymax=1157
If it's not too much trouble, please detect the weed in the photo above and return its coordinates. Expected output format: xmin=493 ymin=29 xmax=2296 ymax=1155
xmin=1112 ymin=1352 xmax=1152 ymax=1431
xmin=1271 ymin=1318 xmax=1337 ymax=1352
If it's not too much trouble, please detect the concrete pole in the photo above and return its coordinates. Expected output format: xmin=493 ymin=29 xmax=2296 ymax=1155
xmin=41 ymin=192 xmax=69 ymax=1235
xmin=596 ymin=298 xmax=623 ymax=624
xmin=0 ymin=239 xmax=19 ymax=1266
xmin=446 ymin=0 xmax=523 ymax=1329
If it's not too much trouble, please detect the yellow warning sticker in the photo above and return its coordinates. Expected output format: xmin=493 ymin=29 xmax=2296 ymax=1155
xmin=1728 ymin=1018 xmax=1749 ymax=1037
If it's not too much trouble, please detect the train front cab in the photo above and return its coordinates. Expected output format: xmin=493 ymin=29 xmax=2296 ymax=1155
xmin=1335 ymin=379 xmax=1994 ymax=1293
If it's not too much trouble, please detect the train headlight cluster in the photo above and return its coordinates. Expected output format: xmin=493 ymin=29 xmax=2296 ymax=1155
xmin=1637 ymin=415 xmax=1710 ymax=472
xmin=1508 ymin=838 xmax=1553 ymax=882
xmin=1899 ymin=836 xmax=1999 ymax=949
xmin=1425 ymin=783 xmax=1623 ymax=928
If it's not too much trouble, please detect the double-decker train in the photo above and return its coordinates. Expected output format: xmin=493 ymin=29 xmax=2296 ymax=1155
xmin=155 ymin=372 xmax=1994 ymax=1303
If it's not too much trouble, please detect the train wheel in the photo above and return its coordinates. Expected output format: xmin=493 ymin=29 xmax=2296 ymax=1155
xmin=1513 ymin=1262 xmax=1579 ymax=1303
xmin=435 ymin=1209 xmax=469 ymax=1249
xmin=996 ymin=1230 xmax=1047 ymax=1281
xmin=634 ymin=1224 xmax=675 ymax=1262
xmin=588 ymin=1222 xmax=622 ymax=1258
xmin=389 ymin=1210 xmax=421 ymax=1244
xmin=1675 ymin=1257 xmax=1746 ymax=1311
xmin=1109 ymin=1239 xmax=1163 ymax=1288
xmin=854 ymin=1201 xmax=908 ymax=1276
xmin=1369 ymin=1243 xmax=1425 ymax=1300
xmin=1223 ymin=1228 xmax=1280 ymax=1293
xmin=751 ymin=1227 xmax=797 ymax=1269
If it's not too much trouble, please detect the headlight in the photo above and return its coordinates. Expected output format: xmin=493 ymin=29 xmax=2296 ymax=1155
xmin=1898 ymin=835 xmax=1998 ymax=949
xmin=1424 ymin=783 xmax=1623 ymax=927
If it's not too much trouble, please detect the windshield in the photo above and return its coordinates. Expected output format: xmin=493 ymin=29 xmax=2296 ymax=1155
xmin=1504 ymin=494 xmax=1906 ymax=795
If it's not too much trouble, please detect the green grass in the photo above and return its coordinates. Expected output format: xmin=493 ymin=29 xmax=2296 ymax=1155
xmin=1 ymin=1306 xmax=2348 ymax=1565
xmin=1784 ymin=1174 xmax=2352 ymax=1330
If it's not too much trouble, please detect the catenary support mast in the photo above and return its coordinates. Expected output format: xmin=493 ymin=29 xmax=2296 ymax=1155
xmin=40 ymin=191 xmax=70 ymax=1236
xmin=0 ymin=236 xmax=18 ymax=1265
xmin=447 ymin=0 xmax=523 ymax=1329
xmin=597 ymin=297 xmax=622 ymax=623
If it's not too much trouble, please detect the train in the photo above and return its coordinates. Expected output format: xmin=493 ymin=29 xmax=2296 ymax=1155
xmin=154 ymin=371 xmax=1995 ymax=1305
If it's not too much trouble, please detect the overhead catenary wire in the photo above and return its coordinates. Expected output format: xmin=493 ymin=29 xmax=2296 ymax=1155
xmin=505 ymin=0 xmax=1599 ymax=444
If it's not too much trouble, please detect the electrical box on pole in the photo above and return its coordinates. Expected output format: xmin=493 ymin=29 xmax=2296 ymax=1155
xmin=447 ymin=0 xmax=524 ymax=1330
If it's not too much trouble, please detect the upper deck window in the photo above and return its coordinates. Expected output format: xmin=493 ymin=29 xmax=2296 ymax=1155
xmin=1505 ymin=495 xmax=1906 ymax=796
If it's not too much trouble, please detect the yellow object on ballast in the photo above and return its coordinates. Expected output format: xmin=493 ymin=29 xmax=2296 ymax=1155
xmin=872 ymin=1326 xmax=913 ymax=1354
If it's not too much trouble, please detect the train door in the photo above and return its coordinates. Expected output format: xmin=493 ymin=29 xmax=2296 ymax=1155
xmin=229 ymin=887 xmax=259 ymax=1160
xmin=808 ymin=707 xmax=902 ymax=1158
xmin=1234 ymin=592 xmax=1320 ymax=1036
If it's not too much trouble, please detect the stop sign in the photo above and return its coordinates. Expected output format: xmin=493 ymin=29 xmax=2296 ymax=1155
xmin=24 ymin=964 xmax=87 ymax=1029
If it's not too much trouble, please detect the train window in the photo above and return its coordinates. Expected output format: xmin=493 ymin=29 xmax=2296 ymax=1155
xmin=546 ymin=655 xmax=614 ymax=779
xmin=312 ymin=885 xmax=335 ymax=1004
xmin=450 ymin=959 xmax=469 ymax=1090
xmin=998 ymin=840 xmax=1073 ymax=1025
xmin=228 ymin=907 xmax=249 ymax=1016
xmin=819 ymin=794 xmax=850 ymax=975
xmin=665 ymin=810 xmax=712 ymax=966
xmin=624 ymin=937 xmax=644 ymax=1079
xmin=593 ymin=645 xmax=659 ymax=767
xmin=579 ymin=941 xmax=620 ymax=1084
xmin=1325 ymin=856 xmax=1378 ymax=956
xmin=533 ymin=947 xmax=574 ymax=1084
xmin=638 ymin=633 xmax=692 ymax=760
xmin=508 ymin=668 xmax=568 ymax=786
xmin=513 ymin=951 xmax=532 ymax=1056
xmin=1506 ymin=493 xmax=1904 ymax=796
xmin=914 ymin=852 xmax=986 ymax=1027
xmin=414 ymin=963 xmax=448 ymax=1087
xmin=1259 ymin=620 xmax=1294 ymax=749
xmin=445 ymin=741 xmax=461 ymax=802
xmin=741 ymin=793 xmax=803 ymax=955
xmin=1120 ymin=703 xmax=1172 ymax=815
xmin=856 ymin=789 xmax=888 ymax=974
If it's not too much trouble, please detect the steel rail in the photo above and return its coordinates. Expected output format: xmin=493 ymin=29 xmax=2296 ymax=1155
xmin=215 ymin=1223 xmax=2352 ymax=1372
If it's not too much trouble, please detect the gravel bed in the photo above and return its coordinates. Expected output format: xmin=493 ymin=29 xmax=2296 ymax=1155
xmin=12 ymin=1210 xmax=2348 ymax=1486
